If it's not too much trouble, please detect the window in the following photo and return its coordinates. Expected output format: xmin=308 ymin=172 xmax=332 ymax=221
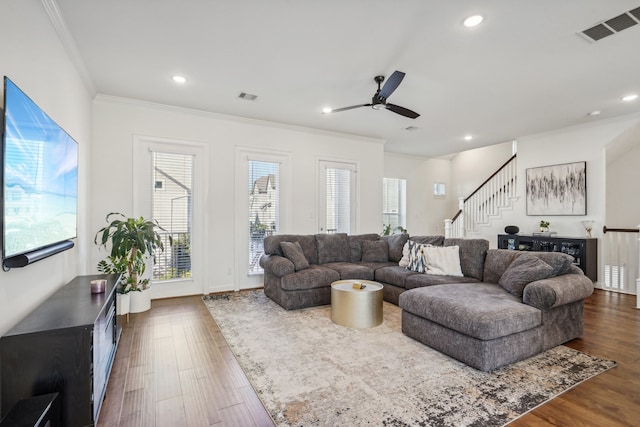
xmin=319 ymin=161 xmax=357 ymax=234
xmin=248 ymin=160 xmax=280 ymax=274
xmin=383 ymin=178 xmax=406 ymax=231
xmin=151 ymin=152 xmax=193 ymax=281
xmin=434 ymin=182 xmax=446 ymax=198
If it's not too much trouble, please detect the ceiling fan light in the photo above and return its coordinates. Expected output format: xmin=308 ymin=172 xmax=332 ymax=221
xmin=372 ymin=104 xmax=386 ymax=110
xmin=322 ymin=107 xmax=333 ymax=114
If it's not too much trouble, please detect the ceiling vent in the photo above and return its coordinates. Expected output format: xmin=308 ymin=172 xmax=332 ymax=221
xmin=239 ymin=92 xmax=258 ymax=101
xmin=580 ymin=7 xmax=640 ymax=42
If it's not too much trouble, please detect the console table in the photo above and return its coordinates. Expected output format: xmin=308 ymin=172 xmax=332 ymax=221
xmin=497 ymin=234 xmax=597 ymax=281
xmin=0 ymin=274 xmax=121 ymax=426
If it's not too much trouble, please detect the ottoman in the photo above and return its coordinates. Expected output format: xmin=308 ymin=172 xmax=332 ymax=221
xmin=399 ymin=283 xmax=544 ymax=371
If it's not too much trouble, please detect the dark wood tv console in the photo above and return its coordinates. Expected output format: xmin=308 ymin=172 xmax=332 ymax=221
xmin=497 ymin=234 xmax=597 ymax=281
xmin=1 ymin=274 xmax=121 ymax=426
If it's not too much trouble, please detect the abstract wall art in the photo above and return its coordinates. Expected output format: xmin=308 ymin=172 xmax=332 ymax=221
xmin=526 ymin=161 xmax=586 ymax=215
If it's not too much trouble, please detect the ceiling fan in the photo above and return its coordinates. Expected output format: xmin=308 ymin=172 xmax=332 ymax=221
xmin=326 ymin=71 xmax=420 ymax=119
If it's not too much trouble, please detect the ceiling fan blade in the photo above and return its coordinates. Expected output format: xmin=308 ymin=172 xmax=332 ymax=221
xmin=386 ymin=103 xmax=420 ymax=119
xmin=378 ymin=71 xmax=405 ymax=99
xmin=328 ymin=104 xmax=371 ymax=113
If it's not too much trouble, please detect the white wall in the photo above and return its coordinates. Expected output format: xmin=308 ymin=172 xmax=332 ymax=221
xmin=383 ymin=153 xmax=451 ymax=235
xmin=90 ymin=97 xmax=385 ymax=292
xmin=454 ymin=114 xmax=640 ymax=285
xmin=606 ymin=120 xmax=640 ymax=227
xmin=0 ymin=0 xmax=92 ymax=335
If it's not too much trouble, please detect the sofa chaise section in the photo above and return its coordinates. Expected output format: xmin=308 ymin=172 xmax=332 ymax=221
xmin=399 ymin=249 xmax=594 ymax=371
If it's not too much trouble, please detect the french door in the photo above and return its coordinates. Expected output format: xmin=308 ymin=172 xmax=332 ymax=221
xmin=133 ymin=136 xmax=208 ymax=298
xmin=318 ymin=160 xmax=358 ymax=234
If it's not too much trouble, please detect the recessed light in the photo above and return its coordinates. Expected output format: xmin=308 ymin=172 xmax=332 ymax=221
xmin=405 ymin=126 xmax=420 ymax=131
xmin=172 ymin=75 xmax=187 ymax=84
xmin=463 ymin=15 xmax=484 ymax=27
xmin=464 ymin=135 xmax=473 ymax=141
xmin=622 ymin=93 xmax=638 ymax=102
xmin=587 ymin=110 xmax=601 ymax=117
xmin=322 ymin=107 xmax=333 ymax=114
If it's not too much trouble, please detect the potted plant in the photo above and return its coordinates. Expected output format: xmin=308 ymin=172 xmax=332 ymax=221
xmin=95 ymin=213 xmax=169 ymax=313
xmin=539 ymin=220 xmax=550 ymax=233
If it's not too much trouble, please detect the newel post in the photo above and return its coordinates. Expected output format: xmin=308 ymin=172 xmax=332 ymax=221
xmin=444 ymin=219 xmax=452 ymax=238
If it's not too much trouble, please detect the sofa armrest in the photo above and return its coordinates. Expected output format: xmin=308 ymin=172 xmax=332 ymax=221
xmin=259 ymin=254 xmax=295 ymax=277
xmin=523 ymin=272 xmax=594 ymax=310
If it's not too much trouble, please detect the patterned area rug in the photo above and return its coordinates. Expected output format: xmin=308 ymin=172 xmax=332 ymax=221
xmin=203 ymin=290 xmax=615 ymax=427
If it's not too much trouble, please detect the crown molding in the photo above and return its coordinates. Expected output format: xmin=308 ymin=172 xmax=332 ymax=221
xmin=41 ymin=0 xmax=96 ymax=96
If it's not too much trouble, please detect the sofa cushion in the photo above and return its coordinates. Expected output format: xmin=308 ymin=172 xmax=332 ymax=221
xmin=381 ymin=233 xmax=409 ymax=262
xmin=444 ymin=238 xmax=489 ymax=280
xmin=316 ymin=233 xmax=350 ymax=264
xmin=322 ymin=262 xmax=374 ymax=280
xmin=399 ymin=283 xmax=542 ymax=340
xmin=499 ymin=254 xmax=554 ymax=299
xmin=357 ymin=261 xmax=397 ymax=271
xmin=404 ymin=273 xmax=480 ymax=290
xmin=410 ymin=235 xmax=445 ymax=246
xmin=264 ymin=234 xmax=318 ymax=264
xmin=347 ymin=234 xmax=380 ymax=262
xmin=423 ymin=245 xmax=463 ymax=276
xmin=483 ymin=249 xmax=575 ymax=284
xmin=279 ymin=241 xmax=310 ymax=271
xmin=361 ymin=240 xmax=389 ymax=262
xmin=374 ymin=265 xmax=419 ymax=288
xmin=406 ymin=240 xmax=428 ymax=273
xmin=280 ymin=265 xmax=340 ymax=291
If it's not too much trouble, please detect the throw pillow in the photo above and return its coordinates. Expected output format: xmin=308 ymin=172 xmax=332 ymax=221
xmin=279 ymin=241 xmax=310 ymax=271
xmin=399 ymin=240 xmax=411 ymax=267
xmin=423 ymin=245 xmax=463 ymax=276
xmin=361 ymin=240 xmax=389 ymax=262
xmin=406 ymin=240 xmax=428 ymax=273
xmin=499 ymin=254 xmax=554 ymax=299
xmin=381 ymin=233 xmax=409 ymax=262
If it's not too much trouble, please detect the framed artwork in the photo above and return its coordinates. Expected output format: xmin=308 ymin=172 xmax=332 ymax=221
xmin=526 ymin=161 xmax=586 ymax=215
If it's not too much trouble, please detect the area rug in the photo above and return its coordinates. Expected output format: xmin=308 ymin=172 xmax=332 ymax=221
xmin=203 ymin=290 xmax=615 ymax=427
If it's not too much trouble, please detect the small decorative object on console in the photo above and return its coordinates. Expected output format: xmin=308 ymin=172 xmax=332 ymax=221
xmin=581 ymin=220 xmax=594 ymax=237
xmin=504 ymin=225 xmax=519 ymax=235
xmin=90 ymin=279 xmax=107 ymax=294
xmin=352 ymin=282 xmax=366 ymax=290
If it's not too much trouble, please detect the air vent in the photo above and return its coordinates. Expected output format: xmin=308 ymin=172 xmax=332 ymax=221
xmin=582 ymin=24 xmax=614 ymax=41
xmin=580 ymin=6 xmax=640 ymax=42
xmin=239 ymin=92 xmax=258 ymax=101
xmin=605 ymin=13 xmax=637 ymax=32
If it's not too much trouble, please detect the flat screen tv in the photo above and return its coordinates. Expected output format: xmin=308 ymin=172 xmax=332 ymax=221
xmin=1 ymin=76 xmax=77 ymax=269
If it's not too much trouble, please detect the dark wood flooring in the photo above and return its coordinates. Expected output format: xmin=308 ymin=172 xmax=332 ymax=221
xmin=98 ymin=289 xmax=639 ymax=426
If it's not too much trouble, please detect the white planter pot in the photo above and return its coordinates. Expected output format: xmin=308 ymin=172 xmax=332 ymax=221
xmin=129 ymin=288 xmax=151 ymax=313
xmin=116 ymin=293 xmax=130 ymax=315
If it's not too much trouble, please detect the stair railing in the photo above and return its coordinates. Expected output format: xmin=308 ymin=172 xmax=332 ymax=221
xmin=445 ymin=154 xmax=517 ymax=238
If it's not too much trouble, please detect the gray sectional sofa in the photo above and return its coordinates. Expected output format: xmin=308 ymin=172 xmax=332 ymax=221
xmin=259 ymin=232 xmax=594 ymax=371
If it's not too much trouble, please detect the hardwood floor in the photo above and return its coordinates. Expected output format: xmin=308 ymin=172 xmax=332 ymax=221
xmin=98 ymin=289 xmax=639 ymax=426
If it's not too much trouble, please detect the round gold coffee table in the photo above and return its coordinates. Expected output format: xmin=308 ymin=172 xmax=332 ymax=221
xmin=331 ymin=279 xmax=383 ymax=328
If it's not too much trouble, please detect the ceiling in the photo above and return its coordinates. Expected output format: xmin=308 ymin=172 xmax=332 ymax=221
xmin=52 ymin=0 xmax=640 ymax=157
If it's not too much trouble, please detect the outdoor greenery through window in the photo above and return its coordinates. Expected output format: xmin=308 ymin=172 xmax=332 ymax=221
xmin=152 ymin=152 xmax=193 ymax=281
xmin=249 ymin=160 xmax=279 ymax=274
xmin=383 ymin=177 xmax=406 ymax=232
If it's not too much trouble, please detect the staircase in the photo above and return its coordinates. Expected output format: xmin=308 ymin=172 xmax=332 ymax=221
xmin=445 ymin=154 xmax=518 ymax=238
